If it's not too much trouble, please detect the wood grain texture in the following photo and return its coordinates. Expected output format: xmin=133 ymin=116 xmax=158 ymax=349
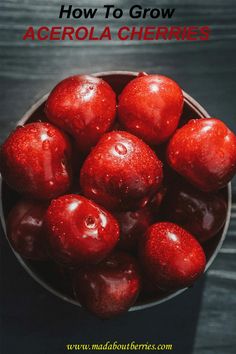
xmin=0 ymin=1 xmax=236 ymax=353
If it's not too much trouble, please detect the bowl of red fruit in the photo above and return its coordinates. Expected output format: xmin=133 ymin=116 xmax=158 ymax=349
xmin=0 ymin=71 xmax=235 ymax=319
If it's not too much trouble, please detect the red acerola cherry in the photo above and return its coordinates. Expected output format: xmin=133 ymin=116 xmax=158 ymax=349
xmin=80 ymin=131 xmax=163 ymax=211
xmin=73 ymin=252 xmax=141 ymax=319
xmin=162 ymin=181 xmax=227 ymax=243
xmin=44 ymin=194 xmax=119 ymax=266
xmin=167 ymin=118 xmax=236 ymax=192
xmin=118 ymin=74 xmax=184 ymax=145
xmin=0 ymin=122 xmax=72 ymax=200
xmin=7 ymin=199 xmax=49 ymax=260
xmin=115 ymin=208 xmax=153 ymax=252
xmin=45 ymin=75 xmax=117 ymax=153
xmin=139 ymin=222 xmax=206 ymax=291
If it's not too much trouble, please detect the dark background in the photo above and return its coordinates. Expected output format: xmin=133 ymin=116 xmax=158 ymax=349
xmin=1 ymin=1 xmax=236 ymax=353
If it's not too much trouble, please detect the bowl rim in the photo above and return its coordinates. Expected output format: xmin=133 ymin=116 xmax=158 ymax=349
xmin=0 ymin=70 xmax=232 ymax=311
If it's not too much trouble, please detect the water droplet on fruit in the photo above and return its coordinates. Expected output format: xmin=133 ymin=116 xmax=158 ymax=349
xmin=115 ymin=143 xmax=127 ymax=155
xmin=105 ymin=173 xmax=110 ymax=182
xmin=42 ymin=140 xmax=50 ymax=150
xmin=95 ymin=153 xmax=102 ymax=160
xmin=124 ymin=186 xmax=129 ymax=194
xmin=219 ymin=150 xmax=224 ymax=159
xmin=47 ymin=130 xmax=54 ymax=138
xmin=125 ymin=269 xmax=132 ymax=275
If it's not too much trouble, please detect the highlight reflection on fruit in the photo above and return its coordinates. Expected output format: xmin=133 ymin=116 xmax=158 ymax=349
xmin=167 ymin=118 xmax=236 ymax=192
xmin=139 ymin=222 xmax=206 ymax=291
xmin=0 ymin=122 xmax=72 ymax=200
xmin=73 ymin=251 xmax=141 ymax=319
xmin=80 ymin=130 xmax=163 ymax=211
xmin=162 ymin=180 xmax=227 ymax=243
xmin=44 ymin=194 xmax=119 ymax=266
xmin=118 ymin=74 xmax=184 ymax=145
xmin=45 ymin=75 xmax=117 ymax=153
xmin=7 ymin=199 xmax=49 ymax=260
xmin=0 ymin=72 xmax=234 ymax=318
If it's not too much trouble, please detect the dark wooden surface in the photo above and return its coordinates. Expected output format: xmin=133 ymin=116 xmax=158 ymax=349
xmin=1 ymin=1 xmax=236 ymax=353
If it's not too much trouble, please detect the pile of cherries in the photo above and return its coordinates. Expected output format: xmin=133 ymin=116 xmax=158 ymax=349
xmin=1 ymin=73 xmax=236 ymax=319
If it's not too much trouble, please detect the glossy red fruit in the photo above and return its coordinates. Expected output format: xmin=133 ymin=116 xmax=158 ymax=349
xmin=139 ymin=222 xmax=206 ymax=291
xmin=73 ymin=252 xmax=141 ymax=319
xmin=167 ymin=118 xmax=236 ymax=192
xmin=44 ymin=194 xmax=119 ymax=266
xmin=118 ymin=74 xmax=183 ymax=145
xmin=45 ymin=75 xmax=117 ymax=153
xmin=7 ymin=199 xmax=48 ymax=260
xmin=80 ymin=131 xmax=163 ymax=211
xmin=163 ymin=181 xmax=227 ymax=243
xmin=115 ymin=208 xmax=153 ymax=251
xmin=0 ymin=122 xmax=72 ymax=200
